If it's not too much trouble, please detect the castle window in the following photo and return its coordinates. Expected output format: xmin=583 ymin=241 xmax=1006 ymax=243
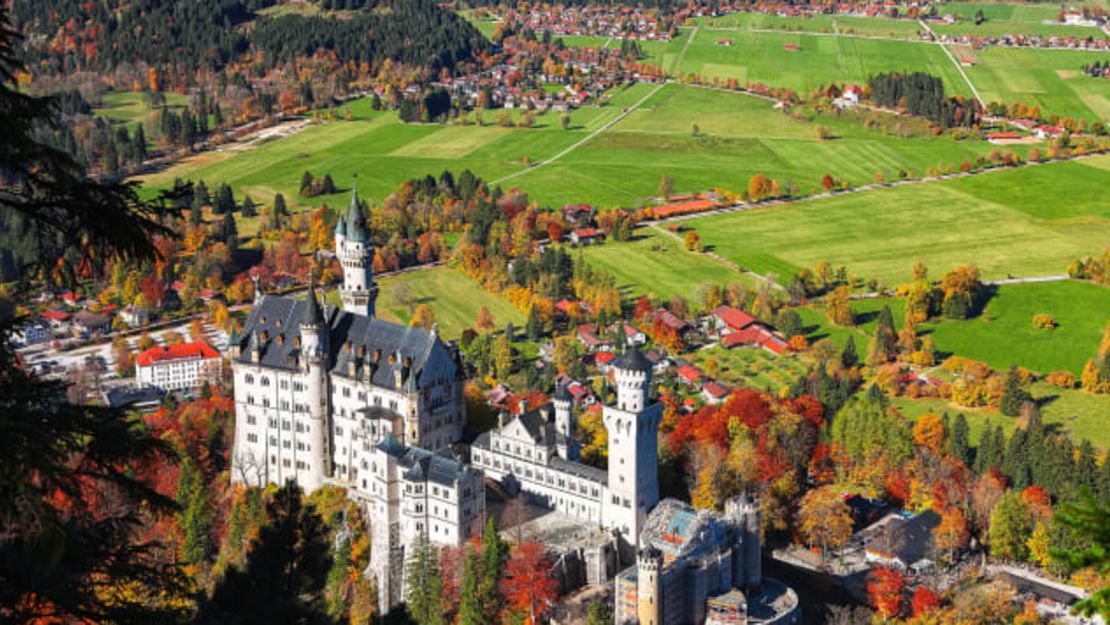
xmin=283 ymin=459 xmax=290 ymax=468
xmin=261 ymin=377 xmax=270 ymax=387
xmin=245 ymin=374 xmax=254 ymax=384
xmin=358 ymin=391 xmax=367 ymax=402
xmin=342 ymin=387 xmax=351 ymax=398
xmin=297 ymin=442 xmax=305 ymax=451
xmin=280 ymin=379 xmax=288 ymax=389
xmin=282 ymin=420 xmax=290 ymax=431
xmin=247 ymin=415 xmax=257 ymax=425
xmin=283 ymin=441 xmax=291 ymax=449
xmin=262 ymin=398 xmax=270 ymax=408
xmin=336 ymin=426 xmax=344 ymax=437
xmin=247 ymin=433 xmax=258 ymax=443
xmin=270 ymin=455 xmax=276 ymax=464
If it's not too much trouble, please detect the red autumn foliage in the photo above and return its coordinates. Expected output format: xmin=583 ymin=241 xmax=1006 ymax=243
xmin=783 ymin=394 xmax=824 ymax=428
xmin=868 ymin=565 xmax=905 ymax=619
xmin=501 ymin=541 xmax=558 ymax=624
xmin=885 ymin=468 xmax=911 ymax=506
xmin=911 ymin=586 xmax=941 ymax=616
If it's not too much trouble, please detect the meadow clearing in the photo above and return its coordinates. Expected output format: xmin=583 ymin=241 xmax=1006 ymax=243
xmin=323 ymin=266 xmax=524 ymax=338
xmin=694 ymin=11 xmax=925 ymax=39
xmin=797 ymin=281 xmax=1110 ymax=375
xmin=685 ymin=155 xmax=1110 ymax=286
xmin=690 ymin=344 xmax=809 ymax=392
xmin=93 ymin=91 xmax=189 ymax=130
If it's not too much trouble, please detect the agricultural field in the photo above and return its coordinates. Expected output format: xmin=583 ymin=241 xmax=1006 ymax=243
xmin=326 ymin=266 xmax=525 ymax=339
xmin=138 ymin=84 xmax=658 ymax=216
xmin=932 ymin=2 xmax=1107 ymax=38
xmin=893 ymin=382 xmax=1110 ymax=449
xmin=686 ymin=155 xmax=1110 ymax=286
xmin=674 ymin=28 xmax=972 ymax=97
xmin=501 ymin=83 xmax=1023 ymax=205
xmin=690 ymin=345 xmax=809 ymax=393
xmin=141 ymin=82 xmax=1022 ymax=213
xmin=957 ymin=46 xmax=1110 ymax=122
xmin=695 ymin=11 xmax=924 ymax=39
xmin=578 ymin=227 xmax=755 ymax=303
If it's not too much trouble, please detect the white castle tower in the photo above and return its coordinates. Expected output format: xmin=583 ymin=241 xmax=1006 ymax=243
xmin=553 ymin=381 xmax=578 ymax=461
xmin=334 ymin=178 xmax=378 ymax=317
xmin=297 ymin=279 xmax=331 ymax=491
xmin=602 ymin=344 xmax=662 ymax=542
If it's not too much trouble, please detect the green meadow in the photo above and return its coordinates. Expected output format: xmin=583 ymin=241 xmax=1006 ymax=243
xmin=893 ymin=382 xmax=1110 ymax=448
xmin=674 ymin=28 xmax=971 ymax=97
xmin=957 ymin=46 xmax=1110 ymax=122
xmin=798 ymin=281 xmax=1109 ymax=375
xmin=932 ymin=2 xmax=1107 ymax=38
xmin=686 ymin=156 xmax=1110 ymax=286
xmin=140 ymin=83 xmax=1020 ymax=212
xmin=578 ymin=228 xmax=755 ymax=303
xmin=325 ymin=266 xmax=524 ymax=339
xmin=690 ymin=345 xmax=809 ymax=392
xmin=94 ymin=91 xmax=188 ymax=129
xmin=695 ymin=12 xmax=924 ymax=39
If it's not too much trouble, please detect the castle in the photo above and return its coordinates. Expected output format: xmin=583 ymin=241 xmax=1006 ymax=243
xmin=470 ymin=345 xmax=663 ymax=543
xmin=228 ymin=185 xmax=480 ymax=614
xmin=229 ymin=185 xmax=793 ymax=623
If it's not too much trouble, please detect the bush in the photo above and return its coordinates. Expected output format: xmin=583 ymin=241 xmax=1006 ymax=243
xmin=1032 ymin=313 xmax=1056 ymax=329
xmin=1046 ymin=370 xmax=1077 ymax=389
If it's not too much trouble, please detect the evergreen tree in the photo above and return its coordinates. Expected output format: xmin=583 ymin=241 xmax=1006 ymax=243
xmin=241 ymin=195 xmax=257 ymax=217
xmin=177 ymin=455 xmax=214 ymax=566
xmin=585 ymin=599 xmax=612 ymax=625
xmin=193 ymin=179 xmax=210 ymax=211
xmin=974 ymin=419 xmax=993 ymax=474
xmin=775 ymin=308 xmax=804 ymax=340
xmin=1051 ymin=490 xmax=1110 ymax=621
xmin=133 ymin=125 xmax=147 ymax=162
xmin=1000 ymin=366 xmax=1030 ymax=417
xmin=405 ymin=532 xmax=445 ymax=625
xmin=457 ymin=546 xmax=483 ymax=625
xmin=989 ymin=426 xmax=1006 ymax=472
xmin=215 ymin=182 xmax=235 ymax=215
xmin=222 ymin=211 xmax=239 ymax=256
xmin=989 ymin=491 xmax=1032 ymax=561
xmin=841 ymin=335 xmax=858 ymax=368
xmin=951 ymin=413 xmax=972 ymax=467
xmin=525 ymin=306 xmax=542 ymax=341
xmin=479 ymin=516 xmax=508 ymax=623
xmin=274 ymin=193 xmax=288 ymax=217
xmin=301 ymin=171 xmax=315 ymax=195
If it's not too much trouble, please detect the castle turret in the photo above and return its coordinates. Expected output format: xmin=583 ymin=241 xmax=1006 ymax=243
xmin=637 ymin=547 xmax=663 ymax=625
xmin=298 ymin=279 xmax=330 ymax=491
xmin=553 ymin=381 xmax=577 ymax=460
xmin=602 ymin=344 xmax=662 ymax=542
xmin=726 ymin=494 xmax=762 ymax=594
xmin=336 ymin=179 xmax=377 ymax=317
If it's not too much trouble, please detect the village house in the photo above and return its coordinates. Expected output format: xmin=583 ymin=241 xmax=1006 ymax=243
xmin=71 ymin=310 xmax=111 ymax=338
xmin=676 ymin=363 xmax=703 ymax=387
xmin=653 ymin=308 xmax=692 ymax=338
xmin=119 ymin=305 xmax=152 ymax=328
xmin=577 ymin=323 xmax=614 ymax=352
xmin=570 ymin=227 xmax=606 ymax=245
xmin=701 ymin=381 xmax=730 ymax=405
xmin=863 ymin=510 xmax=941 ymax=573
xmin=609 ymin=320 xmax=647 ymax=346
xmin=17 ymin=320 xmax=51 ymax=346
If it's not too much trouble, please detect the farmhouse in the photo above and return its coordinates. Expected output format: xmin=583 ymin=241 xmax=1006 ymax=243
xmin=577 ymin=323 xmax=614 ymax=352
xmin=570 ymin=227 xmax=606 ymax=245
xmin=783 ymin=43 xmax=800 ymax=52
xmin=72 ymin=310 xmax=110 ymax=338
xmin=701 ymin=381 xmax=730 ymax=404
xmin=987 ymin=131 xmax=1023 ymax=144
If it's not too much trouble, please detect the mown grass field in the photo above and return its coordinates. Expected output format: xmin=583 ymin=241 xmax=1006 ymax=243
xmin=695 ymin=11 xmax=924 ymax=39
xmin=687 ymin=155 xmax=1110 ymax=286
xmin=932 ymin=2 xmax=1107 ymax=38
xmin=138 ymin=83 xmax=659 ymax=219
xmin=578 ymin=227 xmax=755 ymax=302
xmin=674 ymin=28 xmax=972 ymax=97
xmin=500 ymin=83 xmax=1022 ymax=205
xmin=325 ymin=266 xmax=524 ymax=339
xmin=799 ymin=281 xmax=1110 ymax=375
xmin=140 ymin=83 xmax=1021 ymax=212
xmin=893 ymin=382 xmax=1110 ymax=448
xmin=958 ymin=46 xmax=1110 ymax=122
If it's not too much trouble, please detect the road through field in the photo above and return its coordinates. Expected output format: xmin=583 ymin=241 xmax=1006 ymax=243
xmin=919 ymin=19 xmax=986 ymax=106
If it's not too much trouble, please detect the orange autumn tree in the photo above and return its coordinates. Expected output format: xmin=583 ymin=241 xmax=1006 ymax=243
xmin=500 ymin=541 xmax=558 ymax=625
xmin=867 ymin=565 xmax=905 ymax=620
xmin=912 ymin=412 xmax=946 ymax=455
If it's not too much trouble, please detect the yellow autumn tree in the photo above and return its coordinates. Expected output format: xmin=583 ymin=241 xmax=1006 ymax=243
xmin=797 ymin=485 xmax=853 ymax=560
xmin=912 ymin=412 xmax=946 ymax=455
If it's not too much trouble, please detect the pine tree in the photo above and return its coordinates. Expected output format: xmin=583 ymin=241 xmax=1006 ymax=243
xmin=457 ymin=547 xmax=483 ymax=625
xmin=404 ymin=532 xmax=445 ymax=625
xmin=989 ymin=426 xmax=1006 ymax=471
xmin=274 ymin=193 xmax=288 ymax=217
xmin=1000 ymin=366 xmax=1030 ymax=416
xmin=479 ymin=516 xmax=508 ymax=623
xmin=178 ymin=455 xmax=214 ymax=566
xmin=841 ymin=335 xmax=858 ymax=368
xmin=951 ymin=413 xmax=972 ymax=467
xmin=1051 ymin=490 xmax=1110 ymax=621
xmin=974 ymin=418 xmax=992 ymax=474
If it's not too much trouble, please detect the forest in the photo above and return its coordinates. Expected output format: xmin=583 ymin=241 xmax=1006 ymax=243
xmin=868 ymin=72 xmax=982 ymax=128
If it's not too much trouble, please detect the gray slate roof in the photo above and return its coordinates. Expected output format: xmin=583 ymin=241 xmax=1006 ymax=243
xmin=232 ymin=293 xmax=459 ymax=391
xmin=613 ymin=345 xmax=652 ymax=373
xmin=377 ymin=434 xmax=468 ymax=486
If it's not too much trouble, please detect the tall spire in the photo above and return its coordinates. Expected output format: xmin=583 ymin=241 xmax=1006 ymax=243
xmin=302 ymin=274 xmax=323 ymax=326
xmin=346 ymin=174 xmax=368 ymax=243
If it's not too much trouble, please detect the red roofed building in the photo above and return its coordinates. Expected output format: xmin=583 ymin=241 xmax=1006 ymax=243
xmin=653 ymin=308 xmax=691 ymax=334
xmin=595 ymin=351 xmax=617 ymax=370
xmin=986 ymin=131 xmax=1022 ymax=144
xmin=676 ymin=364 xmax=703 ymax=386
xmin=570 ymin=227 xmax=606 ymax=245
xmin=712 ymin=306 xmax=758 ymax=332
xmin=135 ymin=341 xmax=222 ymax=392
xmin=701 ymin=381 xmax=730 ymax=404
xmin=42 ymin=309 xmax=71 ymax=325
xmin=577 ymin=323 xmax=613 ymax=351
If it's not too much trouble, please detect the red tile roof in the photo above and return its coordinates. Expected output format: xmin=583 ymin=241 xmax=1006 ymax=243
xmin=595 ymin=351 xmax=616 ymax=365
xmin=573 ymin=227 xmax=604 ymax=239
xmin=654 ymin=309 xmax=690 ymax=332
xmin=135 ymin=341 xmax=219 ymax=367
xmin=714 ymin=306 xmax=758 ymax=331
xmin=42 ymin=310 xmax=70 ymax=322
xmin=702 ymin=381 xmax=730 ymax=399
xmin=676 ymin=364 xmax=702 ymax=383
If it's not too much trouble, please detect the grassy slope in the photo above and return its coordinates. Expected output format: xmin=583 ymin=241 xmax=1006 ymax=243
xmin=578 ymin=227 xmax=755 ymax=302
xmin=696 ymin=12 xmax=924 ymax=39
xmin=325 ymin=267 xmax=524 ymax=339
xmin=686 ymin=156 xmax=1110 ymax=286
xmin=94 ymin=91 xmax=189 ymax=129
xmin=800 ymin=281 xmax=1110 ymax=375
xmin=893 ymin=381 xmax=1110 ymax=448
